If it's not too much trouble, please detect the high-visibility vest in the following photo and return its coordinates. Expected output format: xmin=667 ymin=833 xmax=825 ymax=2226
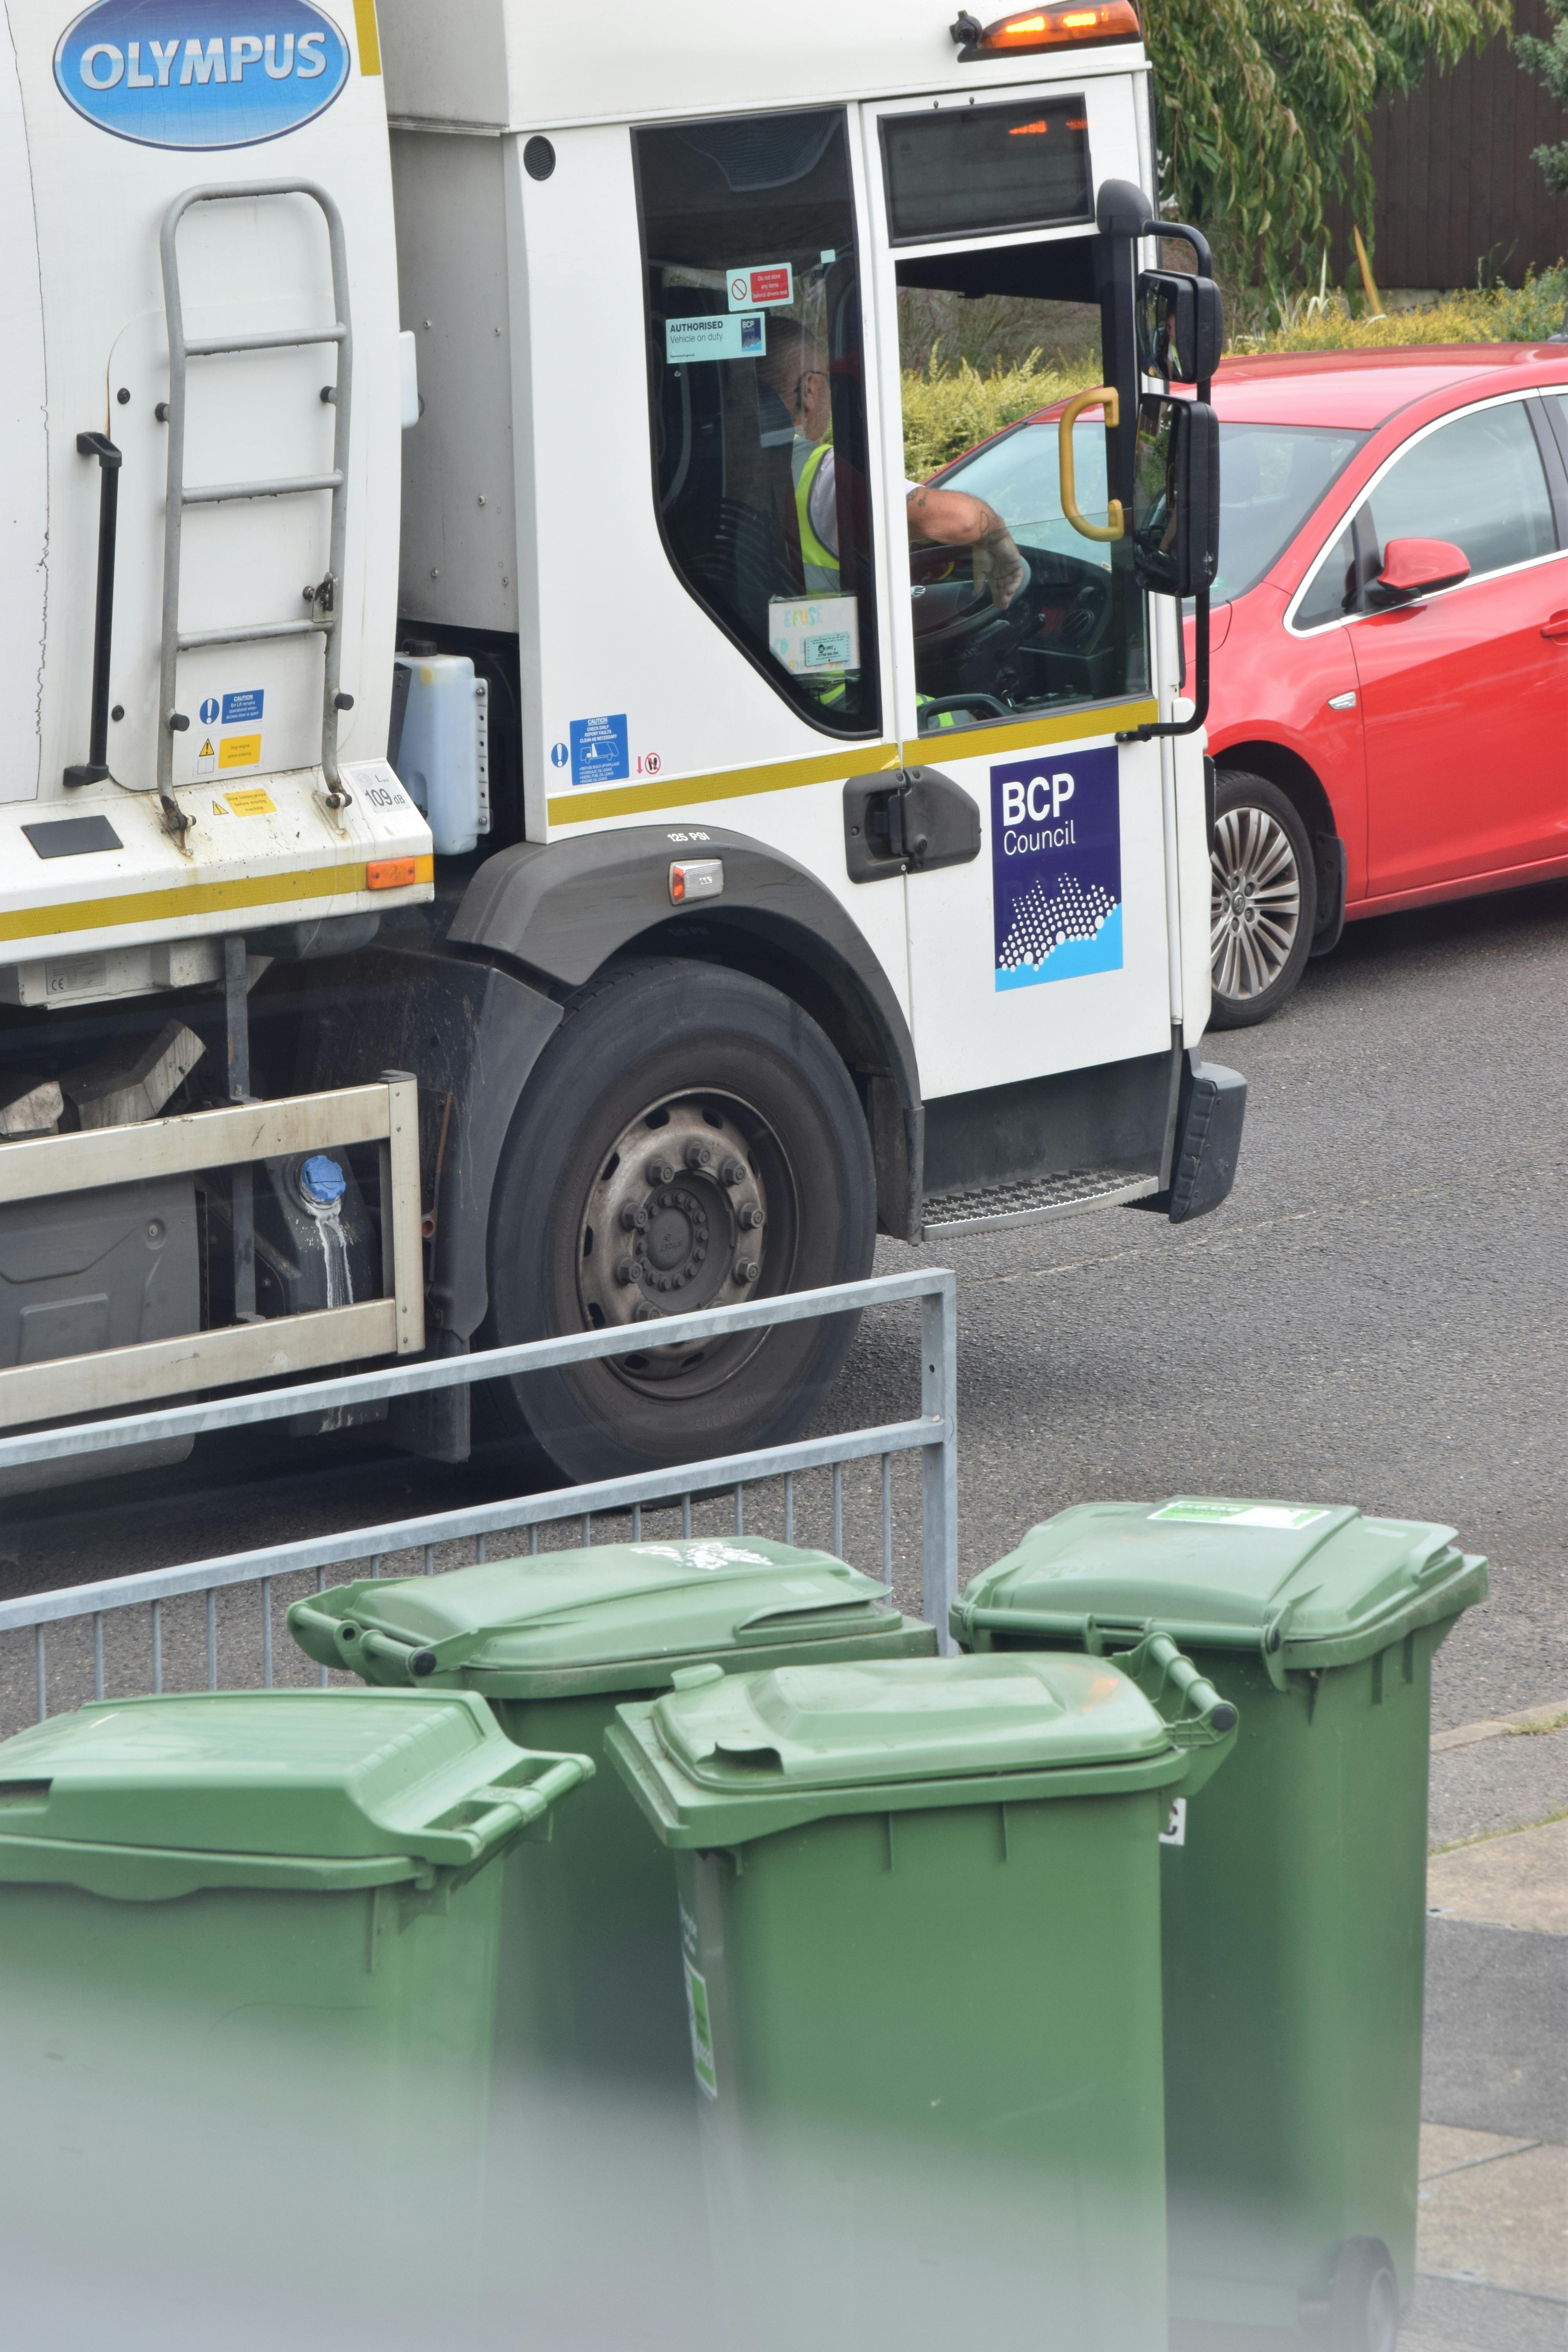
xmin=791 ymin=437 xmax=839 ymax=592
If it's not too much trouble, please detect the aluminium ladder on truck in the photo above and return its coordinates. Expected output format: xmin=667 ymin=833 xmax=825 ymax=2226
xmin=156 ymin=180 xmax=357 ymax=830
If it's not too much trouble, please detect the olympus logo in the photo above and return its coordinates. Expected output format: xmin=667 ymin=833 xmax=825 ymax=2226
xmin=54 ymin=0 xmax=350 ymax=148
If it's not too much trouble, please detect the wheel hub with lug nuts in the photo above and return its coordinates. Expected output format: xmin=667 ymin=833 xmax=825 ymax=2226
xmin=577 ymin=1094 xmax=772 ymax=1382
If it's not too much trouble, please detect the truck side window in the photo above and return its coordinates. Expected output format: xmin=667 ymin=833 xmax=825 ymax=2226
xmin=636 ymin=111 xmax=879 ymax=737
xmin=897 ymin=256 xmax=1149 ymax=733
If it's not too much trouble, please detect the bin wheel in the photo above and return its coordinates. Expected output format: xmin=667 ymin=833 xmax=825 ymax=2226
xmin=483 ymin=955 xmax=876 ymax=1484
xmin=1328 ymin=2238 xmax=1400 ymax=2352
xmin=1207 ymin=771 xmax=1317 ymax=1028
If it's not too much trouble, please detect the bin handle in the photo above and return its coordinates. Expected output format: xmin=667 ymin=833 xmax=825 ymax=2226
xmin=1119 ymin=1630 xmax=1237 ymax=1743
xmin=952 ymin=1606 xmax=1236 ymax=1742
xmin=411 ymin=1753 xmax=593 ymax=1867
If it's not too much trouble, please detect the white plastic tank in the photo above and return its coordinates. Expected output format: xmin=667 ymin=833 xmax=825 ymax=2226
xmin=389 ymin=652 xmax=490 ymax=855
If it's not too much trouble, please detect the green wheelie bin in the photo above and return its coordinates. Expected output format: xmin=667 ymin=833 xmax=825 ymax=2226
xmin=0 ymin=1688 xmax=590 ymax=2278
xmin=607 ymin=1644 xmax=1238 ymax=2352
xmin=953 ymin=1498 xmax=1489 ymax=2352
xmin=288 ymin=1536 xmax=936 ymax=2091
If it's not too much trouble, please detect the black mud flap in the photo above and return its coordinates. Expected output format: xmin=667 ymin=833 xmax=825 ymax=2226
xmin=1165 ymin=1051 xmax=1245 ymax=1221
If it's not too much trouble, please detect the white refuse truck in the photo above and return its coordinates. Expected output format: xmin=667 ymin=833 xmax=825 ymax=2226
xmin=0 ymin=0 xmax=1242 ymax=1489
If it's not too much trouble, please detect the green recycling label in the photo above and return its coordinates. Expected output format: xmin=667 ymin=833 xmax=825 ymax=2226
xmin=684 ymin=1956 xmax=718 ymax=2100
xmin=1150 ymin=1500 xmax=1329 ymax=1530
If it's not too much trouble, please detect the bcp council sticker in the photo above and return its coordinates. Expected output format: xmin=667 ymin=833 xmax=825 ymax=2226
xmin=991 ymin=744 xmax=1122 ymax=990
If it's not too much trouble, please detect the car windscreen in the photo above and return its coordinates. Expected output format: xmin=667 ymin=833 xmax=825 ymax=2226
xmin=938 ymin=414 xmax=1367 ymax=604
xmin=1210 ymin=421 xmax=1367 ymax=602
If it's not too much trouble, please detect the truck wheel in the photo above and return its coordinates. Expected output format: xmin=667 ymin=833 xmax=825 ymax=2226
xmin=1328 ymin=2239 xmax=1400 ymax=2352
xmin=483 ymin=957 xmax=877 ymax=1485
xmin=1208 ymin=771 xmax=1317 ymax=1029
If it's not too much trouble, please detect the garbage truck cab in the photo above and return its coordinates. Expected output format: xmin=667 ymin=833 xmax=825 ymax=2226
xmin=0 ymin=0 xmax=1241 ymax=1492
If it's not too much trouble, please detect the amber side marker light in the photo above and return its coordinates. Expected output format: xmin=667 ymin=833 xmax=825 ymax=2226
xmin=951 ymin=1 xmax=1141 ymax=59
xmin=367 ymin=856 xmax=422 ymax=890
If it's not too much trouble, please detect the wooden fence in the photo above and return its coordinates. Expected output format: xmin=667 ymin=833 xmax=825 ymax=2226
xmin=1324 ymin=0 xmax=1567 ymax=289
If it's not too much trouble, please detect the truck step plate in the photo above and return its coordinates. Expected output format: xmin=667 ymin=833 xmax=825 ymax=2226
xmin=922 ymin=1167 xmax=1159 ymax=1238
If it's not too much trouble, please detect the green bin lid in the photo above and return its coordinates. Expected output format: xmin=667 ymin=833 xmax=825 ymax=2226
xmin=955 ymin=1499 xmax=1488 ymax=1670
xmin=0 ymin=1690 xmax=591 ymax=1899
xmin=606 ymin=1652 xmax=1212 ymax=1847
xmin=288 ymin=1539 xmax=931 ymax=1697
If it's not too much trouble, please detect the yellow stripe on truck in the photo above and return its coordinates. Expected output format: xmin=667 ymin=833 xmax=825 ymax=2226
xmin=0 ymin=855 xmax=434 ymax=945
xmin=900 ymin=699 xmax=1158 ymax=765
xmin=353 ymin=0 xmax=382 ymax=73
xmin=546 ymin=701 xmax=1160 ymax=829
xmin=549 ymin=744 xmax=901 ymax=828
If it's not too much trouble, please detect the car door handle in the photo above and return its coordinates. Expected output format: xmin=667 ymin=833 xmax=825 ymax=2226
xmin=1541 ymin=612 xmax=1568 ymax=642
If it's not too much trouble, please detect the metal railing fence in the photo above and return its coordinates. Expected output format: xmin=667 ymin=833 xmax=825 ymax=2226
xmin=0 ymin=1270 xmax=957 ymax=1732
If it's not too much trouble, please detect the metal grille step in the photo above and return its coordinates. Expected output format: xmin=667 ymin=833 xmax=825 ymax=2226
xmin=921 ymin=1165 xmax=1159 ymax=1238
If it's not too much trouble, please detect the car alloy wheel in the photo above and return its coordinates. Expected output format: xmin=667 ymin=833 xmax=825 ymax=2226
xmin=1206 ymin=771 xmax=1319 ymax=1028
xmin=1212 ymin=805 xmax=1301 ymax=1000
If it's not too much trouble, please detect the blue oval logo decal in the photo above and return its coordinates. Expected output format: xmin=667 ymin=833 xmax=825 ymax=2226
xmin=55 ymin=0 xmax=350 ymax=150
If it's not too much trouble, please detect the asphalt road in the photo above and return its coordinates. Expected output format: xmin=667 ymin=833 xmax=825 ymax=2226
xmin=4 ymin=872 xmax=1564 ymax=1733
xmin=851 ymin=869 xmax=1568 ymax=1732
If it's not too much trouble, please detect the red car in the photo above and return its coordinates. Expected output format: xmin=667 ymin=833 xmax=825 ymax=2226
xmin=1196 ymin=345 xmax=1568 ymax=1024
xmin=933 ymin=343 xmax=1568 ymax=1025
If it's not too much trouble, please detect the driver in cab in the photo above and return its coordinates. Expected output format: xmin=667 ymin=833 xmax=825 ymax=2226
xmin=764 ymin=319 xmax=1027 ymax=609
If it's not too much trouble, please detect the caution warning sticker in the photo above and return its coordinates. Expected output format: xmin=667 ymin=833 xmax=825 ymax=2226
xmin=218 ymin=735 xmax=262 ymax=771
xmin=223 ymin=788 xmax=277 ymax=818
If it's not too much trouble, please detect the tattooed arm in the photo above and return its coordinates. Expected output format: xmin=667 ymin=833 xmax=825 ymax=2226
xmin=906 ymin=483 xmax=1027 ymax=610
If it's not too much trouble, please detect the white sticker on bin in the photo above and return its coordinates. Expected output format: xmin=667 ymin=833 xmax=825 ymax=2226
xmin=684 ymin=1957 xmax=718 ymax=2100
xmin=1149 ymin=1501 xmax=1329 ymax=1530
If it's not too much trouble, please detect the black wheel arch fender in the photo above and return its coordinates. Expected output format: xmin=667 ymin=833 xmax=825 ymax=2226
xmin=448 ymin=825 xmax=924 ymax=1242
xmin=1213 ymin=741 xmax=1345 ymax=950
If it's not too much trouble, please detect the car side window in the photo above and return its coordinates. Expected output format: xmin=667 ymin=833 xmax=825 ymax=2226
xmin=1549 ymin=394 xmax=1568 ymax=486
xmin=1295 ymin=523 xmax=1357 ymax=630
xmin=1360 ymin=400 xmax=1556 ymax=585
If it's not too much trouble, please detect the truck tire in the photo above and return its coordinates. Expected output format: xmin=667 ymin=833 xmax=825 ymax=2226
xmin=1208 ymin=771 xmax=1317 ymax=1029
xmin=483 ymin=956 xmax=877 ymax=1485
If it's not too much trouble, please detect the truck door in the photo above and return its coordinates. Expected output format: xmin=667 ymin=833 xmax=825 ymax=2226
xmin=861 ymin=86 xmax=1174 ymax=1103
xmin=500 ymin=106 xmax=909 ymax=1024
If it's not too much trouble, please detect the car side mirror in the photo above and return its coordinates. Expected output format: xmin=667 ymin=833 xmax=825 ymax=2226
xmin=1370 ymin=537 xmax=1470 ymax=605
xmin=1131 ymin=395 xmax=1220 ymax=598
xmin=1136 ymin=270 xmax=1224 ymax=387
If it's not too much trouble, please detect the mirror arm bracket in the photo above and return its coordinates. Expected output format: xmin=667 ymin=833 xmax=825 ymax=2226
xmin=1120 ymin=590 xmax=1210 ymax=742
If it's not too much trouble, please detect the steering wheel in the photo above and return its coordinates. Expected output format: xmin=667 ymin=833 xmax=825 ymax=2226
xmin=1054 ymin=573 xmax=1112 ymax=652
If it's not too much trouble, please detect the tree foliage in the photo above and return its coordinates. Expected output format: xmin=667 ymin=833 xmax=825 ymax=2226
xmin=1143 ymin=0 xmax=1510 ymax=292
xmin=1517 ymin=0 xmax=1568 ymax=193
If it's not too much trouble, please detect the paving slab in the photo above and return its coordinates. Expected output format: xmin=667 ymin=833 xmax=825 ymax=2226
xmin=1418 ymin=2126 xmax=1567 ymax=2299
xmin=1422 ymin=1918 xmax=1566 ymax=2146
xmin=1429 ymin=1726 xmax=1568 ymax=1850
xmin=1428 ymin=1821 xmax=1568 ymax=1939
xmin=1405 ymin=2272 xmax=1568 ymax=2352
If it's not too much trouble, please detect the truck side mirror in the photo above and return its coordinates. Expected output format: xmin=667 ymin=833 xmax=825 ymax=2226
xmin=1136 ymin=270 xmax=1224 ymax=388
xmin=1131 ymin=396 xmax=1220 ymax=599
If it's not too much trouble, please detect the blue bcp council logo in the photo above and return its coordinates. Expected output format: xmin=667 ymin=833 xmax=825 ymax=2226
xmin=55 ymin=0 xmax=350 ymax=150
